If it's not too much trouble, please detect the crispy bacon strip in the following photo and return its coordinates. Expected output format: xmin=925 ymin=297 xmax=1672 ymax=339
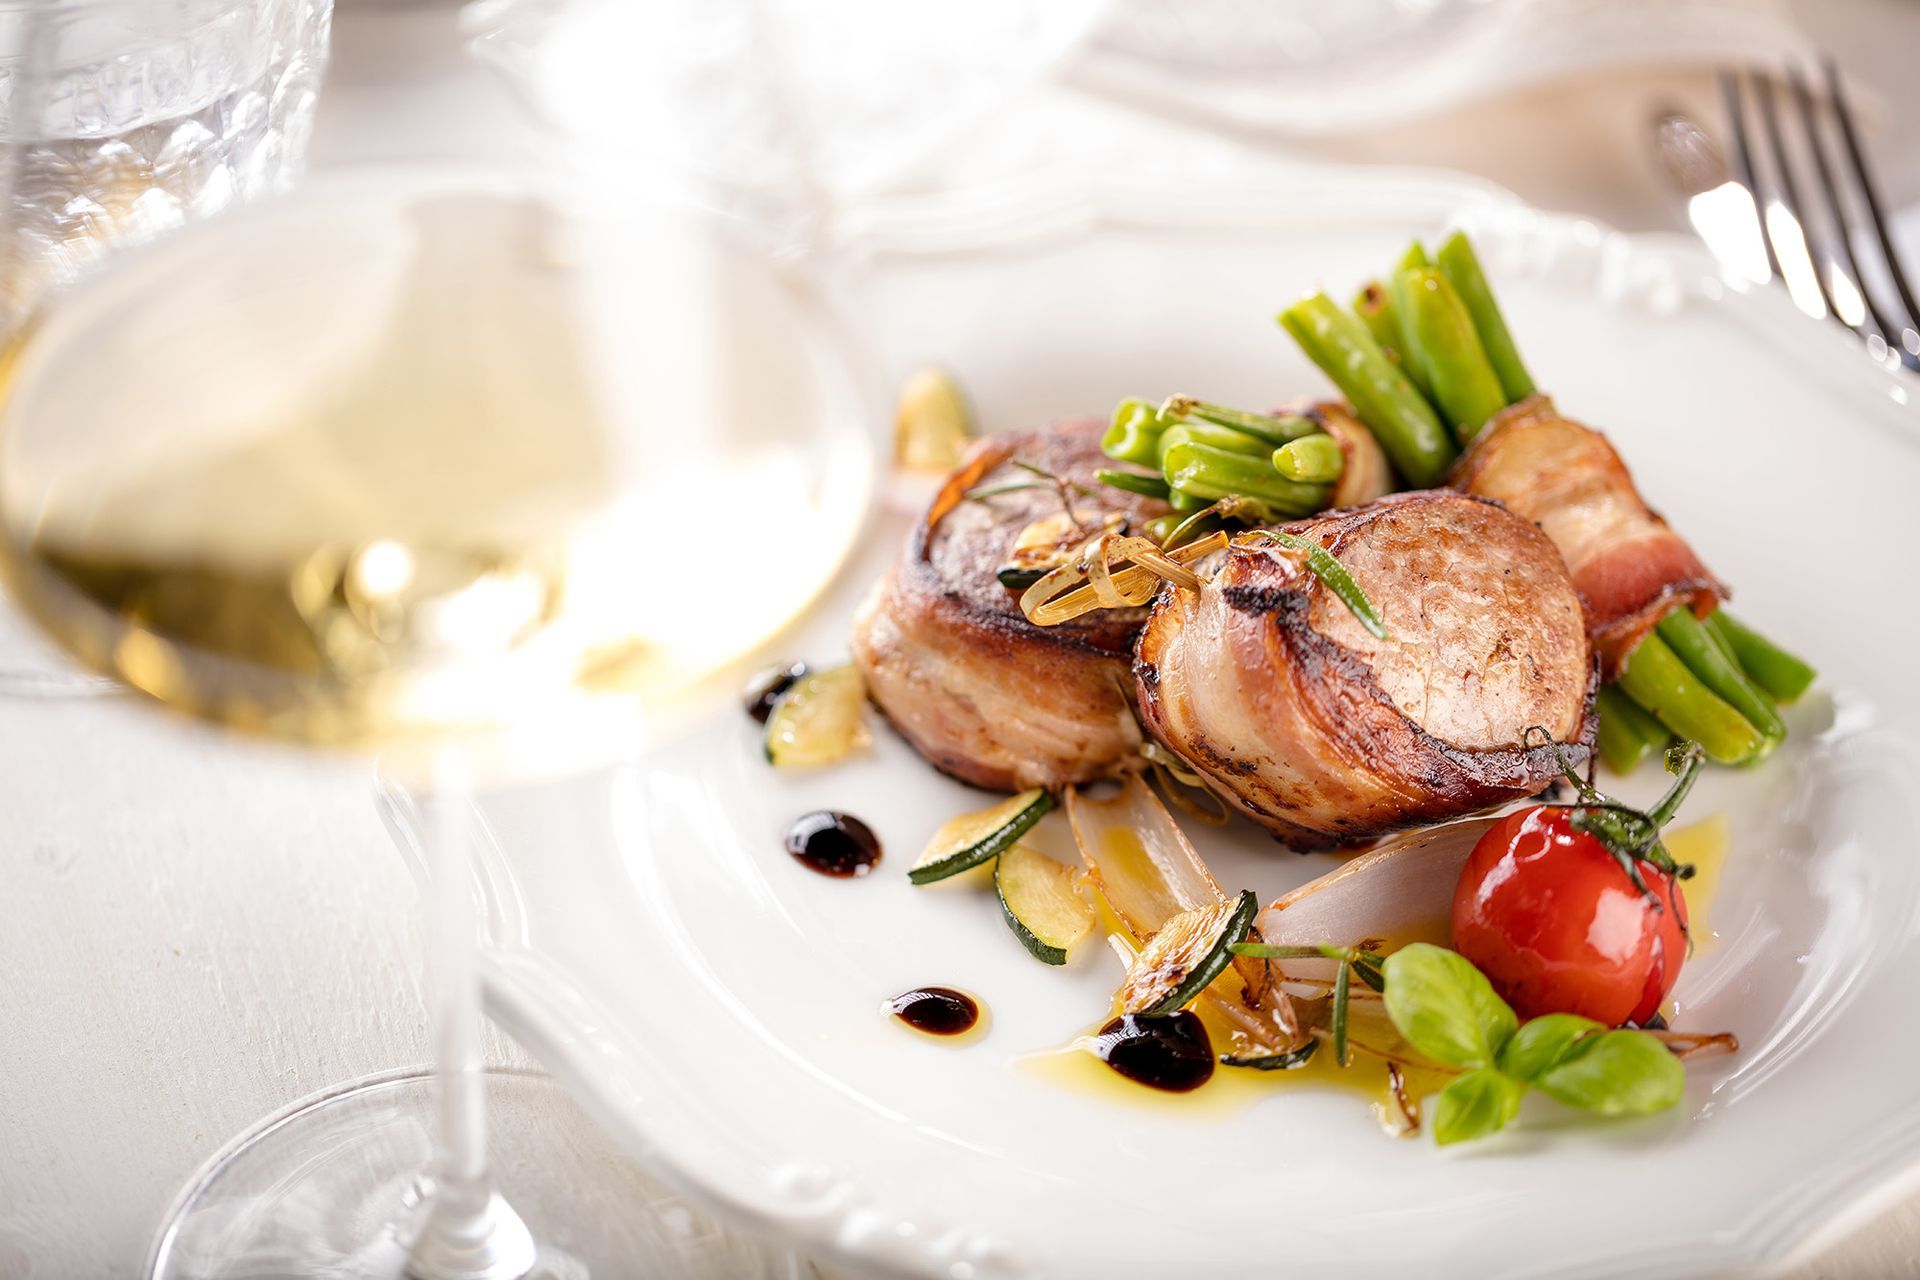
xmin=1450 ymin=396 xmax=1725 ymax=677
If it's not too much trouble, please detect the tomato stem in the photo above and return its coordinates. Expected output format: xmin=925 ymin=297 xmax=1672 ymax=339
xmin=1528 ymin=734 xmax=1705 ymax=925
xmin=1645 ymin=742 xmax=1706 ymax=830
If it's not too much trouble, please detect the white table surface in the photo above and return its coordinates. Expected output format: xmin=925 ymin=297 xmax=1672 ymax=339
xmin=6 ymin=2 xmax=1920 ymax=1276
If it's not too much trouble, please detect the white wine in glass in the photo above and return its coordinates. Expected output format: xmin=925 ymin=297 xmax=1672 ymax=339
xmin=0 ymin=174 xmax=873 ymax=1275
xmin=0 ymin=181 xmax=871 ymax=751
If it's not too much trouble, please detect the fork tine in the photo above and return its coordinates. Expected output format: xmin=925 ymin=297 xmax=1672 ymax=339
xmin=1720 ymin=69 xmax=1784 ymax=285
xmin=1785 ymin=64 xmax=1910 ymax=365
xmin=1825 ymin=58 xmax=1920 ymax=359
xmin=1751 ymin=70 xmax=1846 ymax=326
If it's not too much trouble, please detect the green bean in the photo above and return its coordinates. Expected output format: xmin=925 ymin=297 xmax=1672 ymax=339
xmin=1399 ymin=241 xmax=1431 ymax=272
xmin=1352 ymin=280 xmax=1433 ymax=401
xmin=1390 ymin=266 xmax=1508 ymax=444
xmin=1656 ymin=608 xmax=1785 ymax=754
xmin=1352 ymin=281 xmax=1398 ymax=349
xmin=1161 ymin=441 xmax=1331 ymax=515
xmin=1436 ymin=230 xmax=1535 ymax=404
xmin=1169 ymin=488 xmax=1212 ymax=513
xmin=1161 ymin=397 xmax=1319 ymax=446
xmin=1278 ymin=294 xmax=1456 ymax=488
xmin=1616 ymin=633 xmax=1764 ymax=765
xmin=1102 ymin=398 xmax=1166 ymax=467
xmin=1157 ymin=420 xmax=1272 ymax=461
xmin=1272 ymin=433 xmax=1345 ymax=484
xmin=1094 ymin=468 xmax=1172 ymax=500
xmin=1596 ymin=683 xmax=1669 ymax=775
xmin=1706 ymin=610 xmax=1817 ymax=704
xmin=1700 ymin=606 xmax=1741 ymax=669
xmin=1145 ymin=513 xmax=1187 ymax=545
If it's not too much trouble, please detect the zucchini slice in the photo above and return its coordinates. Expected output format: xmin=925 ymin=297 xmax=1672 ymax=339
xmin=996 ymin=565 xmax=1048 ymax=591
xmin=764 ymin=663 xmax=870 ymax=767
xmin=1118 ymin=889 xmax=1258 ymax=1016
xmin=910 ymin=788 xmax=1054 ymax=885
xmin=995 ymin=844 xmax=1094 ymax=965
xmin=894 ymin=367 xmax=972 ymax=472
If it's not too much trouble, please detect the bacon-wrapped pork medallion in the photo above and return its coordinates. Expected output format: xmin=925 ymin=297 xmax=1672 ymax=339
xmin=852 ymin=422 xmax=1170 ymax=791
xmin=1135 ymin=491 xmax=1596 ymax=848
xmin=1450 ymin=395 xmax=1726 ymax=677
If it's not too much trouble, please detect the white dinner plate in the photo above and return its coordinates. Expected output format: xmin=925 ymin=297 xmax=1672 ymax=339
xmin=458 ymin=169 xmax=1920 ymax=1278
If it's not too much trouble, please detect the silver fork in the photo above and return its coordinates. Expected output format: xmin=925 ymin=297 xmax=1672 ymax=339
xmin=1655 ymin=62 xmax=1920 ymax=372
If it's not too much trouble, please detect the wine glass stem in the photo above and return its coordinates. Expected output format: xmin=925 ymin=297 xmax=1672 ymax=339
xmin=406 ymin=753 xmax=536 ymax=1280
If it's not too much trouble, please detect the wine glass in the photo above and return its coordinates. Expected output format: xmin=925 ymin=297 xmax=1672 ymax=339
xmin=0 ymin=0 xmax=331 ymax=697
xmin=0 ymin=44 xmax=873 ymax=1280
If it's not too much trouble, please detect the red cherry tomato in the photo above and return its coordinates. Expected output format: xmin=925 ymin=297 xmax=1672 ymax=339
xmin=1451 ymin=806 xmax=1688 ymax=1027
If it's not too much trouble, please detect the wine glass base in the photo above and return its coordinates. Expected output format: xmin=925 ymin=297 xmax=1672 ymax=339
xmin=148 ymin=1067 xmax=812 ymax=1280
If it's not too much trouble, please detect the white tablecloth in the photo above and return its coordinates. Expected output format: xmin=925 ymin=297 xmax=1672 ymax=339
xmin=5 ymin=1 xmax=1919 ymax=1275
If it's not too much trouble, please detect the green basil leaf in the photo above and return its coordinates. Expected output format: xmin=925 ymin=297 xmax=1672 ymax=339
xmin=1431 ymin=1068 xmax=1525 ymax=1146
xmin=1532 ymin=1029 xmax=1685 ymax=1116
xmin=1381 ymin=943 xmax=1518 ymax=1069
xmin=1496 ymin=1013 xmax=1605 ymax=1084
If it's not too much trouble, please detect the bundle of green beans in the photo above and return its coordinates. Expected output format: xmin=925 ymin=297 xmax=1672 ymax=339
xmin=1097 ymin=395 xmax=1341 ymax=529
xmin=1604 ymin=608 xmax=1815 ymax=772
xmin=1278 ymin=233 xmax=1529 ymax=486
xmin=1279 ymin=230 xmax=1817 ymax=773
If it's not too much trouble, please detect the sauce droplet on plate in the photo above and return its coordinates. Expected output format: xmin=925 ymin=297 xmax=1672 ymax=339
xmin=744 ymin=661 xmax=808 ymax=723
xmin=1090 ymin=1012 xmax=1214 ymax=1092
xmin=886 ymin=987 xmax=980 ymax=1036
xmin=784 ymin=811 xmax=881 ymax=877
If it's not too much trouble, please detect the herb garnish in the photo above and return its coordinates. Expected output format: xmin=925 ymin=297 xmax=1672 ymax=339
xmin=1383 ymin=943 xmax=1685 ymax=1145
xmin=1230 ymin=938 xmax=1690 ymax=1144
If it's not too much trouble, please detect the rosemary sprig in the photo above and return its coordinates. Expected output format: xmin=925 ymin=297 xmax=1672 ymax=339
xmin=963 ymin=459 xmax=1097 ymax=513
xmin=1234 ymin=529 xmax=1391 ymax=641
xmin=1220 ymin=1039 xmax=1320 ymax=1071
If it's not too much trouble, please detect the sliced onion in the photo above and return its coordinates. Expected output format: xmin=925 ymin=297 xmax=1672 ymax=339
xmin=1323 ymin=405 xmax=1394 ymax=509
xmin=1255 ymin=815 xmax=1500 ymax=961
xmin=1066 ymin=775 xmax=1225 ymax=941
xmin=1020 ymin=532 xmax=1225 ymax=627
xmin=1250 ymin=816 xmax=1500 ymax=1065
xmin=1068 ymin=776 xmax=1300 ymax=1049
xmin=1084 ymin=533 xmax=1132 ymax=610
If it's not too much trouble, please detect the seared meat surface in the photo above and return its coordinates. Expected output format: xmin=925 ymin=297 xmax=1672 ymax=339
xmin=852 ymin=421 xmax=1170 ymax=791
xmin=1136 ymin=491 xmax=1595 ymax=848
xmin=1451 ymin=395 xmax=1725 ymax=677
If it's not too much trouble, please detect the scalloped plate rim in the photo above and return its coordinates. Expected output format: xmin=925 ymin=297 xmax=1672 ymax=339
xmin=469 ymin=167 xmax=1920 ymax=1279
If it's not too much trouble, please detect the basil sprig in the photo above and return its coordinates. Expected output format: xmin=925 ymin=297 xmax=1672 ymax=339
xmin=1381 ymin=943 xmax=1686 ymax=1146
xmin=1431 ymin=1069 xmax=1525 ymax=1146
